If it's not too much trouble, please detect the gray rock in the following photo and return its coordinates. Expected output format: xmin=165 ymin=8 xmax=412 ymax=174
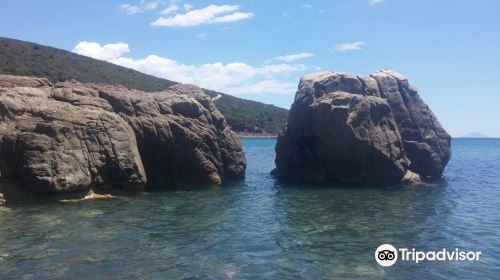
xmin=370 ymin=70 xmax=451 ymax=179
xmin=0 ymin=75 xmax=245 ymax=199
xmin=275 ymin=70 xmax=450 ymax=183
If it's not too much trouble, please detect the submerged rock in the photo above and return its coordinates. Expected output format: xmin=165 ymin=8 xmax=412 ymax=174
xmin=275 ymin=70 xmax=450 ymax=184
xmin=0 ymin=75 xmax=245 ymax=200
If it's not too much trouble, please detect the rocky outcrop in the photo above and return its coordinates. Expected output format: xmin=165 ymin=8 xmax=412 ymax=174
xmin=275 ymin=70 xmax=451 ymax=184
xmin=0 ymin=75 xmax=245 ymax=199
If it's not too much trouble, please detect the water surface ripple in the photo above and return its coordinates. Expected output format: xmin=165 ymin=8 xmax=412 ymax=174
xmin=0 ymin=138 xmax=499 ymax=279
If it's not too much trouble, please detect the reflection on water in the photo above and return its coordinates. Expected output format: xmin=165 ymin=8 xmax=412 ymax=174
xmin=0 ymin=138 xmax=499 ymax=279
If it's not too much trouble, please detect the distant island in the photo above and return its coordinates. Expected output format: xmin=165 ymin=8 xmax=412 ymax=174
xmin=460 ymin=132 xmax=492 ymax=138
xmin=0 ymin=37 xmax=288 ymax=135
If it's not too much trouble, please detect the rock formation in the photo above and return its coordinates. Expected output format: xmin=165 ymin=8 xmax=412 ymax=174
xmin=0 ymin=75 xmax=245 ymax=200
xmin=275 ymin=70 xmax=451 ymax=184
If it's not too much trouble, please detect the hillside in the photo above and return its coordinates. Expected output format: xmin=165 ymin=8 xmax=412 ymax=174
xmin=0 ymin=37 xmax=288 ymax=134
xmin=204 ymin=89 xmax=288 ymax=133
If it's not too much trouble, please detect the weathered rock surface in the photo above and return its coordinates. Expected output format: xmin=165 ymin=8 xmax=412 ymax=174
xmin=0 ymin=75 xmax=245 ymax=199
xmin=275 ymin=70 xmax=450 ymax=183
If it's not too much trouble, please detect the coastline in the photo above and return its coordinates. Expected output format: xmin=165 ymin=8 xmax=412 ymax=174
xmin=235 ymin=132 xmax=277 ymax=138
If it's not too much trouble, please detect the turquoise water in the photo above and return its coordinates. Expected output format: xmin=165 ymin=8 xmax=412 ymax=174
xmin=0 ymin=138 xmax=499 ymax=279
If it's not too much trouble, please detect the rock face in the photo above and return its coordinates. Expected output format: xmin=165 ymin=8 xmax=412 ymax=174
xmin=0 ymin=75 xmax=245 ymax=197
xmin=275 ymin=70 xmax=451 ymax=183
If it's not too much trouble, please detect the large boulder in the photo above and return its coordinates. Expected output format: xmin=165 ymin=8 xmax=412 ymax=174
xmin=0 ymin=75 xmax=245 ymax=199
xmin=275 ymin=70 xmax=450 ymax=183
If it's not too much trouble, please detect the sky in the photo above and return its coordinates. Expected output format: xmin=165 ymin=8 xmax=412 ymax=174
xmin=0 ymin=0 xmax=499 ymax=137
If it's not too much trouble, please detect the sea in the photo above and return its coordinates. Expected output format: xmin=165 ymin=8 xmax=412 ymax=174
xmin=0 ymin=138 xmax=499 ymax=279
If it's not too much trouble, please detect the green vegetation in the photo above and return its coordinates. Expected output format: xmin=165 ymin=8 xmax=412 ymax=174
xmin=0 ymin=37 xmax=288 ymax=133
xmin=205 ymin=90 xmax=288 ymax=134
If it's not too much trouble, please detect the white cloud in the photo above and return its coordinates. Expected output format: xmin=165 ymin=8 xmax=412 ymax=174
xmin=114 ymin=56 xmax=258 ymax=89
xmin=145 ymin=2 xmax=158 ymax=10
xmin=224 ymin=80 xmax=297 ymax=95
xmin=151 ymin=4 xmax=253 ymax=27
xmin=369 ymin=0 xmax=383 ymax=5
xmin=334 ymin=41 xmax=366 ymax=51
xmin=259 ymin=64 xmax=308 ymax=75
xmin=183 ymin=3 xmax=193 ymax=11
xmin=271 ymin=52 xmax=315 ymax=62
xmin=73 ymin=42 xmax=130 ymax=61
xmin=209 ymin=12 xmax=253 ymax=23
xmin=111 ymin=57 xmax=302 ymax=90
xmin=161 ymin=5 xmax=178 ymax=15
xmin=120 ymin=4 xmax=143 ymax=15
xmin=301 ymin=4 xmax=313 ymax=8
xmin=72 ymin=41 xmax=308 ymax=96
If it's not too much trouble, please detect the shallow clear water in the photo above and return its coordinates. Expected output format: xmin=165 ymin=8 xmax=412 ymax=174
xmin=1 ymin=138 xmax=499 ymax=279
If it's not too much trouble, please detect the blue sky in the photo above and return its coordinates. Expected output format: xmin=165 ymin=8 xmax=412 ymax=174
xmin=0 ymin=0 xmax=499 ymax=137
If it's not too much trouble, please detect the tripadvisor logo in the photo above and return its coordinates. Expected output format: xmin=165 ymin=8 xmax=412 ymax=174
xmin=375 ymin=244 xmax=482 ymax=267
xmin=375 ymin=244 xmax=398 ymax=267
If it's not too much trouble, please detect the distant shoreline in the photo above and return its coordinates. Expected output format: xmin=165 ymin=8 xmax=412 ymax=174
xmin=453 ymin=137 xmax=500 ymax=139
xmin=236 ymin=132 xmax=277 ymax=138
xmin=235 ymin=135 xmax=500 ymax=139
